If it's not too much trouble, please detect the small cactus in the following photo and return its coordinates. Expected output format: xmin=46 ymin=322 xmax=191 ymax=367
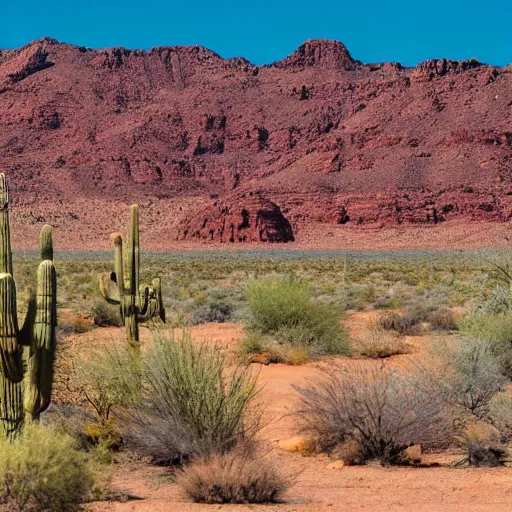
xmin=99 ymin=204 xmax=165 ymax=343
xmin=0 ymin=173 xmax=57 ymax=438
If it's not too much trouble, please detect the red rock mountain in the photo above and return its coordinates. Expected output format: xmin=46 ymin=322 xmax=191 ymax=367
xmin=0 ymin=37 xmax=511 ymax=249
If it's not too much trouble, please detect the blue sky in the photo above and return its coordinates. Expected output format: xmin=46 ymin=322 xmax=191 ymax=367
xmin=2 ymin=0 xmax=511 ymax=66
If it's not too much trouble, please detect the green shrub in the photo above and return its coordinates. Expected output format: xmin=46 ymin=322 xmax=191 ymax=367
xmin=73 ymin=344 xmax=140 ymax=424
xmin=244 ymin=279 xmax=350 ymax=359
xmin=428 ymin=337 xmax=506 ymax=415
xmin=459 ymin=314 xmax=512 ymax=377
xmin=178 ymin=448 xmax=289 ymax=504
xmin=121 ymin=330 xmax=261 ymax=464
xmin=293 ymin=365 xmax=450 ymax=465
xmin=91 ymin=301 xmax=122 ymax=327
xmin=0 ymin=423 xmax=94 ymax=512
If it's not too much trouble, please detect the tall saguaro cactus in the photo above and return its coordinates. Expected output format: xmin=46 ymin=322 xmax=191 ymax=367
xmin=0 ymin=174 xmax=57 ymax=438
xmin=99 ymin=204 xmax=165 ymax=344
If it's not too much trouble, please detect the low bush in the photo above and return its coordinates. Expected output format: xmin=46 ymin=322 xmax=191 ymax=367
xmin=459 ymin=314 xmax=512 ymax=377
xmin=91 ymin=301 xmax=122 ymax=327
xmin=74 ymin=344 xmax=140 ymax=425
xmin=121 ymin=330 xmax=261 ymax=464
xmin=426 ymin=307 xmax=458 ymax=331
xmin=357 ymin=325 xmax=409 ymax=358
xmin=293 ymin=364 xmax=450 ymax=465
xmin=244 ymin=279 xmax=350 ymax=359
xmin=178 ymin=448 xmax=289 ymax=504
xmin=377 ymin=310 xmax=422 ymax=335
xmin=0 ymin=423 xmax=94 ymax=512
xmin=427 ymin=337 xmax=506 ymax=415
xmin=460 ymin=422 xmax=507 ymax=467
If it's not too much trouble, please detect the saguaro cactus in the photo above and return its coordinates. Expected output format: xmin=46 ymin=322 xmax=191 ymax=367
xmin=99 ymin=204 xmax=165 ymax=343
xmin=0 ymin=174 xmax=57 ymax=438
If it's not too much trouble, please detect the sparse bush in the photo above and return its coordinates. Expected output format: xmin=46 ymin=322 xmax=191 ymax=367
xmin=121 ymin=330 xmax=261 ymax=464
xmin=0 ymin=423 xmax=94 ymax=512
xmin=74 ymin=344 xmax=140 ymax=424
xmin=244 ymin=279 xmax=350 ymax=359
xmin=293 ymin=365 xmax=450 ymax=465
xmin=91 ymin=301 xmax=122 ymax=327
xmin=460 ymin=314 xmax=512 ymax=377
xmin=428 ymin=337 xmax=506 ymax=415
xmin=477 ymin=286 xmax=510 ymax=316
xmin=377 ymin=310 xmax=422 ymax=335
xmin=426 ymin=307 xmax=458 ymax=331
xmin=72 ymin=315 xmax=94 ymax=333
xmin=488 ymin=392 xmax=512 ymax=440
xmin=178 ymin=448 xmax=289 ymax=504
xmin=459 ymin=422 xmax=507 ymax=467
xmin=357 ymin=325 xmax=409 ymax=358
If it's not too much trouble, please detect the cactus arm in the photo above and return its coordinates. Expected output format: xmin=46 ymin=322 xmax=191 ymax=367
xmin=0 ymin=273 xmax=23 ymax=383
xmin=39 ymin=225 xmax=53 ymax=261
xmin=128 ymin=205 xmax=140 ymax=298
xmin=153 ymin=277 xmax=166 ymax=323
xmin=99 ymin=273 xmax=121 ymax=304
xmin=138 ymin=286 xmax=150 ymax=316
xmin=19 ymin=291 xmax=36 ymax=347
xmin=24 ymin=260 xmax=57 ymax=419
xmin=0 ymin=174 xmax=13 ymax=275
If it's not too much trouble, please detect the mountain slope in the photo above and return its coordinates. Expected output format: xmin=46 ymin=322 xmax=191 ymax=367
xmin=0 ymin=38 xmax=511 ymax=249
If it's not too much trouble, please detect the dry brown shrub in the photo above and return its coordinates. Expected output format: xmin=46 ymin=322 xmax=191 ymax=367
xmin=294 ymin=363 xmax=451 ymax=465
xmin=178 ymin=448 xmax=289 ymax=504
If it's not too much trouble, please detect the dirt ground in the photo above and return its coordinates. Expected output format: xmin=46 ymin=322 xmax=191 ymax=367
xmin=78 ymin=313 xmax=512 ymax=512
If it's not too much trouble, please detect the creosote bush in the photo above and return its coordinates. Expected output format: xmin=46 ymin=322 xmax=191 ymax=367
xmin=0 ymin=423 xmax=94 ymax=512
xmin=243 ymin=279 xmax=351 ymax=360
xmin=293 ymin=364 xmax=450 ymax=465
xmin=178 ymin=448 xmax=289 ymax=504
xmin=120 ymin=330 xmax=261 ymax=464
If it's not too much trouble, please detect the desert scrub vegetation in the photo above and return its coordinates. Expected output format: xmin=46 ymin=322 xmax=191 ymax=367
xmin=115 ymin=330 xmax=261 ymax=464
xmin=0 ymin=423 xmax=95 ymax=512
xmin=293 ymin=364 xmax=450 ymax=465
xmin=178 ymin=447 xmax=289 ymax=504
xmin=242 ymin=278 xmax=351 ymax=362
xmin=426 ymin=336 xmax=506 ymax=416
xmin=357 ymin=324 xmax=409 ymax=358
xmin=459 ymin=313 xmax=512 ymax=378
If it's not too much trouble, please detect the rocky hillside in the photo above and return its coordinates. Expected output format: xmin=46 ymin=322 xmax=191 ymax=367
xmin=0 ymin=37 xmax=511 ymax=248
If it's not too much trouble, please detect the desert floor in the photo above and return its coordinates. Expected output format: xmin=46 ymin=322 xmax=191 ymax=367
xmin=77 ymin=313 xmax=512 ymax=512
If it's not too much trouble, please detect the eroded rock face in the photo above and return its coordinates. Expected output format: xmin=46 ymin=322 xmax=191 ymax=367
xmin=1 ymin=37 xmax=512 ymax=247
xmin=180 ymin=195 xmax=294 ymax=243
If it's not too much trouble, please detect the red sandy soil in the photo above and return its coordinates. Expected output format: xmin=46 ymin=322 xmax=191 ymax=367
xmin=1 ymin=38 xmax=512 ymax=250
xmin=60 ymin=313 xmax=512 ymax=512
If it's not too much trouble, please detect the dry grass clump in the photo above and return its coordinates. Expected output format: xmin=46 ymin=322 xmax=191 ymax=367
xmin=357 ymin=324 xmax=409 ymax=359
xmin=178 ymin=448 xmax=289 ymax=504
xmin=294 ymin=364 xmax=450 ymax=465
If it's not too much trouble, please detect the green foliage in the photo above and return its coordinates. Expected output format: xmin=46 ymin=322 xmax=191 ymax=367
xmin=428 ymin=337 xmax=506 ymax=415
xmin=178 ymin=448 xmax=289 ymax=504
xmin=73 ymin=344 xmax=140 ymax=424
xmin=244 ymin=279 xmax=351 ymax=359
xmin=459 ymin=314 xmax=512 ymax=377
xmin=0 ymin=423 xmax=94 ymax=512
xmin=121 ymin=330 xmax=261 ymax=464
xmin=91 ymin=301 xmax=122 ymax=327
